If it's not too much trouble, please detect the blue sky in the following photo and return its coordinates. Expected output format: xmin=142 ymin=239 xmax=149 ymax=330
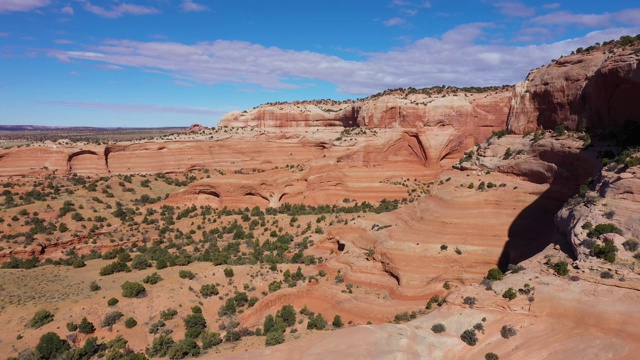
xmin=0 ymin=1 xmax=639 ymax=127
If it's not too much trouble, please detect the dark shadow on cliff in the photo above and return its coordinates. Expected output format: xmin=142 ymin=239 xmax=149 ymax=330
xmin=498 ymin=144 xmax=602 ymax=271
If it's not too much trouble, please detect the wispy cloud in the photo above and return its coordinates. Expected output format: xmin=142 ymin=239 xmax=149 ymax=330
xmin=52 ymin=24 xmax=639 ymax=95
xmin=493 ymin=1 xmax=535 ymax=18
xmin=0 ymin=32 xmax=10 ymax=37
xmin=95 ymin=64 xmax=123 ymax=70
xmin=384 ymin=17 xmax=406 ymax=27
xmin=174 ymin=80 xmax=195 ymax=87
xmin=542 ymin=3 xmax=561 ymax=10
xmin=54 ymin=39 xmax=74 ymax=44
xmin=391 ymin=0 xmax=431 ymax=8
xmin=0 ymin=0 xmax=50 ymax=13
xmin=181 ymin=0 xmax=209 ymax=12
xmin=61 ymin=5 xmax=74 ymax=15
xmin=80 ymin=1 xmax=159 ymax=18
xmin=38 ymin=100 xmax=224 ymax=116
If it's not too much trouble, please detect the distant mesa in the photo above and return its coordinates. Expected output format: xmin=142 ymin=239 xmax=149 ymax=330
xmin=187 ymin=123 xmax=205 ymax=132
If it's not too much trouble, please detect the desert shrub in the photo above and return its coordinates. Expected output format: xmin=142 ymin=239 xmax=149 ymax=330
xmin=179 ymin=270 xmax=195 ymax=279
xmin=500 ymin=325 xmax=517 ymax=339
xmin=99 ymin=261 xmax=130 ymax=276
xmin=278 ymin=305 xmax=297 ymax=327
xmin=107 ymin=297 xmax=119 ymax=306
xmin=265 ymin=330 xmax=285 ymax=346
xmin=160 ymin=308 xmax=178 ymax=321
xmin=588 ymin=223 xmax=623 ymax=238
xmin=460 ymin=329 xmax=478 ymax=346
xmin=593 ymin=239 xmax=618 ymax=263
xmin=473 ymin=322 xmax=485 ymax=332
xmin=149 ymin=320 xmax=166 ymax=334
xmin=66 ymin=321 xmax=78 ymax=332
xmin=224 ymin=267 xmax=235 ymax=278
xmin=125 ymin=317 xmax=138 ymax=328
xmin=554 ymin=125 xmax=566 ymax=137
xmin=622 ymin=239 xmax=639 ymax=252
xmin=502 ymin=288 xmax=517 ymax=300
xmin=582 ymin=239 xmax=597 ymax=249
xmin=463 ymin=296 xmax=477 ymax=307
xmin=600 ymin=270 xmax=614 ymax=279
xmin=200 ymin=284 xmax=219 ymax=298
xmin=431 ymin=323 xmax=446 ymax=333
xmin=142 ymin=272 xmax=163 ymax=284
xmin=550 ymin=261 xmax=569 ymax=276
xmin=101 ymin=311 xmax=124 ymax=327
xmin=332 ymin=314 xmax=343 ymax=328
xmin=29 ymin=309 xmax=54 ymax=328
xmin=78 ymin=317 xmax=95 ymax=334
xmin=507 ymin=264 xmax=526 ymax=273
xmin=35 ymin=332 xmax=70 ymax=360
xmin=184 ymin=313 xmax=207 ymax=339
xmin=121 ymin=281 xmax=146 ymax=298
xmin=147 ymin=334 xmax=175 ymax=358
xmin=486 ymin=268 xmax=504 ymax=281
xmin=485 ymin=352 xmax=500 ymax=360
xmin=269 ymin=280 xmax=283 ymax=293
xmin=131 ymin=254 xmax=152 ymax=270
xmin=72 ymin=258 xmax=86 ymax=268
xmin=89 ymin=281 xmax=101 ymax=291
xmin=307 ymin=313 xmax=327 ymax=330
xmin=201 ymin=332 xmax=222 ymax=350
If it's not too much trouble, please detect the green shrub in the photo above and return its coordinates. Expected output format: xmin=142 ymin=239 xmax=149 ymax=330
xmin=121 ymin=281 xmax=146 ymax=298
xmin=550 ymin=261 xmax=569 ymax=276
xmin=600 ymin=270 xmax=614 ymax=279
xmin=28 ymin=309 xmax=54 ymax=328
xmin=307 ymin=313 xmax=327 ymax=330
xmin=588 ymin=223 xmax=623 ymax=238
xmin=200 ymin=284 xmax=219 ymax=298
xmin=485 ymin=352 xmax=500 ymax=360
xmin=179 ymin=270 xmax=195 ymax=279
xmin=554 ymin=125 xmax=566 ymax=137
xmin=72 ymin=258 xmax=86 ymax=268
xmin=332 ymin=314 xmax=343 ymax=328
xmin=593 ymin=239 xmax=618 ymax=263
xmin=486 ymin=268 xmax=504 ymax=281
xmin=265 ymin=330 xmax=285 ymax=346
xmin=431 ymin=323 xmax=446 ymax=333
xmin=66 ymin=321 xmax=78 ymax=332
xmin=622 ymin=239 xmax=639 ymax=252
xmin=500 ymin=325 xmax=517 ymax=339
xmin=35 ymin=332 xmax=70 ymax=360
xmin=78 ymin=317 xmax=95 ymax=334
xmin=460 ymin=329 xmax=478 ymax=346
xmin=89 ymin=281 xmax=101 ymax=291
xmin=502 ymin=288 xmax=517 ymax=300
xmin=101 ymin=311 xmax=124 ymax=328
xmin=142 ymin=272 xmax=163 ymax=284
xmin=125 ymin=317 xmax=137 ymax=328
xmin=224 ymin=267 xmax=235 ymax=278
xmin=107 ymin=297 xmax=119 ymax=306
xmin=160 ymin=308 xmax=178 ymax=321
xmin=201 ymin=332 xmax=222 ymax=350
xmin=184 ymin=313 xmax=206 ymax=339
xmin=147 ymin=334 xmax=175 ymax=358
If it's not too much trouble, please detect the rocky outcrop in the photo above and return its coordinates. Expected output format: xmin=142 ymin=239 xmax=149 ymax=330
xmin=220 ymin=89 xmax=512 ymax=137
xmin=508 ymin=43 xmax=640 ymax=133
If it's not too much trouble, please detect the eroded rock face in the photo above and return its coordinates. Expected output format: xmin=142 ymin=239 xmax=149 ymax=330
xmin=508 ymin=44 xmax=640 ymax=133
xmin=220 ymin=90 xmax=512 ymax=136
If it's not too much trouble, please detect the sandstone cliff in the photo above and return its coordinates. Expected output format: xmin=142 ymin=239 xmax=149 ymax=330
xmin=508 ymin=42 xmax=640 ymax=133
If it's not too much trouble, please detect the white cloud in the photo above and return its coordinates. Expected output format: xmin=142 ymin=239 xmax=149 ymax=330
xmin=384 ymin=17 xmax=406 ymax=26
xmin=493 ymin=1 xmax=535 ymax=18
xmin=55 ymin=39 xmax=74 ymax=44
xmin=391 ymin=0 xmax=431 ymax=8
xmin=52 ymin=24 xmax=640 ymax=95
xmin=39 ymin=100 xmax=224 ymax=116
xmin=0 ymin=32 xmax=10 ymax=37
xmin=80 ymin=1 xmax=159 ymax=18
xmin=181 ymin=0 xmax=209 ymax=12
xmin=0 ymin=0 xmax=50 ymax=13
xmin=532 ymin=11 xmax=611 ymax=27
xmin=61 ymin=5 xmax=74 ymax=15
xmin=542 ymin=3 xmax=561 ymax=10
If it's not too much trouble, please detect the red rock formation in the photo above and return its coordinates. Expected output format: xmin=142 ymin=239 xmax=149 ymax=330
xmin=508 ymin=42 xmax=640 ymax=133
